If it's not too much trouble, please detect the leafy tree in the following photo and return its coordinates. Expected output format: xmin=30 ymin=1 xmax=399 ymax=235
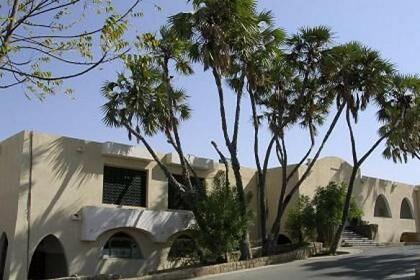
xmin=0 ymin=0 xmax=143 ymax=96
xmin=285 ymin=195 xmax=315 ymax=244
xmin=101 ymin=27 xmax=208 ymax=230
xmin=329 ymin=49 xmax=420 ymax=253
xmin=261 ymin=27 xmax=345 ymax=251
xmin=171 ymin=0 xmax=264 ymax=259
xmin=241 ymin=12 xmax=285 ymax=246
xmin=312 ymin=182 xmax=362 ymax=248
xmin=193 ymin=171 xmax=253 ymax=263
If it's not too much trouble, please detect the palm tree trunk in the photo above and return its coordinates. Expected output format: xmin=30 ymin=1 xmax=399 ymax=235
xmin=330 ymin=166 xmax=358 ymax=254
xmin=212 ymin=67 xmax=251 ymax=260
xmin=267 ymin=104 xmax=345 ymax=250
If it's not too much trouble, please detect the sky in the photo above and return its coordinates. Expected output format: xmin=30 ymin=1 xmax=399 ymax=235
xmin=1 ymin=0 xmax=420 ymax=185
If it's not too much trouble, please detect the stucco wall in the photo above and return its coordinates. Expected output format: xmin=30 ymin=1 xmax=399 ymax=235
xmin=353 ymin=176 xmax=418 ymax=242
xmin=0 ymin=131 xmax=26 ymax=279
xmin=0 ymin=131 xmax=418 ymax=279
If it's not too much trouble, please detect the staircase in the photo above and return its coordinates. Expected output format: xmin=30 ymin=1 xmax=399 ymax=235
xmin=341 ymin=228 xmax=380 ymax=247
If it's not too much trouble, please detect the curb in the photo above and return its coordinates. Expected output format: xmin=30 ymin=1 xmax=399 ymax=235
xmin=126 ymin=243 xmax=323 ymax=280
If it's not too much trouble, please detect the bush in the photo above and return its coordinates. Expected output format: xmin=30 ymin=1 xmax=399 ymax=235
xmin=312 ymin=182 xmax=363 ymax=247
xmin=192 ymin=171 xmax=253 ymax=263
xmin=285 ymin=195 xmax=316 ymax=244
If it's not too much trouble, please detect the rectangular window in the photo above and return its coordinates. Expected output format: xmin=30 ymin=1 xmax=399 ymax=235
xmin=103 ymin=166 xmax=147 ymax=207
xmin=168 ymin=175 xmax=204 ymax=210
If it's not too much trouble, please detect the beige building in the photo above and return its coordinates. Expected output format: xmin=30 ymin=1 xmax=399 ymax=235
xmin=0 ymin=131 xmax=418 ymax=279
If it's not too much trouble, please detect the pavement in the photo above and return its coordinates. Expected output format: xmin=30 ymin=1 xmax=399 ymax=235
xmin=195 ymin=246 xmax=420 ymax=280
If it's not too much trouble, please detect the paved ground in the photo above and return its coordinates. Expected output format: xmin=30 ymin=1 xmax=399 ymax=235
xmin=196 ymin=246 xmax=420 ymax=280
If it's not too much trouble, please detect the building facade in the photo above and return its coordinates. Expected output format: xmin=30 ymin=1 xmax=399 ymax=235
xmin=0 ymin=131 xmax=418 ymax=279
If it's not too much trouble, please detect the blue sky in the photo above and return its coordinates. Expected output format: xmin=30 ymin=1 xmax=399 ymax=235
xmin=1 ymin=0 xmax=419 ymax=185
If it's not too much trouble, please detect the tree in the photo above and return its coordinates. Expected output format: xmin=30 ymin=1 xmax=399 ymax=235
xmin=0 ymin=0 xmax=143 ymax=96
xmin=241 ymin=12 xmax=285 ymax=246
xmin=171 ymin=0 xmax=264 ymax=259
xmin=312 ymin=182 xmax=362 ymax=248
xmin=324 ymin=43 xmax=418 ymax=254
xmin=101 ymin=27 xmax=208 ymax=232
xmin=261 ymin=27 xmax=346 ymax=251
xmin=329 ymin=48 xmax=420 ymax=253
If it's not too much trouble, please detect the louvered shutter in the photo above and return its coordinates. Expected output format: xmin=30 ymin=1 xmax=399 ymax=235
xmin=103 ymin=166 xmax=147 ymax=207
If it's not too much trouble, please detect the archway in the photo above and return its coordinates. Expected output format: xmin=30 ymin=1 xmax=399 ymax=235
xmin=0 ymin=233 xmax=8 ymax=280
xmin=374 ymin=195 xmax=392 ymax=218
xmin=400 ymin=198 xmax=414 ymax=219
xmin=277 ymin=234 xmax=292 ymax=245
xmin=28 ymin=235 xmax=68 ymax=280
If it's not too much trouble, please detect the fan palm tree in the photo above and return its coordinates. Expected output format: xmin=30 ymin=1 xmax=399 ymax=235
xmin=101 ymin=26 xmax=206 ymax=215
xmin=330 ymin=74 xmax=420 ymax=254
xmin=229 ymin=9 xmax=286 ymax=248
xmin=261 ymin=26 xmax=340 ymax=251
xmin=171 ymin=0 xmax=263 ymax=259
xmin=326 ymin=43 xmax=399 ymax=254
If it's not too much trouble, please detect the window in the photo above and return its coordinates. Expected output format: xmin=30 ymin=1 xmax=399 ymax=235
xmin=103 ymin=166 xmax=147 ymax=207
xmin=102 ymin=233 xmax=142 ymax=259
xmin=168 ymin=175 xmax=204 ymax=210
xmin=374 ymin=195 xmax=392 ymax=218
xmin=400 ymin=198 xmax=414 ymax=219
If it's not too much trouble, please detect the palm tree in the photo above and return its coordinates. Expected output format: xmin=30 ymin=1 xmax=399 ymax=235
xmin=101 ymin=26 xmax=206 ymax=220
xmin=261 ymin=27 xmax=342 ymax=251
xmin=326 ymin=43 xmax=402 ymax=254
xmin=228 ymin=9 xmax=286 ymax=248
xmin=171 ymin=0 xmax=263 ymax=259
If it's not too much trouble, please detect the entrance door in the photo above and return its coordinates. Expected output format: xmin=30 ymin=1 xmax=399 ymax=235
xmin=28 ymin=235 xmax=68 ymax=280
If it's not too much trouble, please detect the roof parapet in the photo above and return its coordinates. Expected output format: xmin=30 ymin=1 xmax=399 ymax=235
xmin=165 ymin=152 xmax=216 ymax=171
xmin=102 ymin=142 xmax=154 ymax=161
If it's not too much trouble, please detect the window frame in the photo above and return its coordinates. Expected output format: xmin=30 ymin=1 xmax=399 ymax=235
xmin=102 ymin=232 xmax=143 ymax=260
xmin=102 ymin=165 xmax=148 ymax=208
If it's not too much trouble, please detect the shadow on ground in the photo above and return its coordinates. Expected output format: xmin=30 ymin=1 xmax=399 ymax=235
xmin=302 ymin=247 xmax=419 ymax=280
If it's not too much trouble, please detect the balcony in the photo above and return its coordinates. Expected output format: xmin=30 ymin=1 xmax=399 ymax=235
xmin=80 ymin=206 xmax=195 ymax=243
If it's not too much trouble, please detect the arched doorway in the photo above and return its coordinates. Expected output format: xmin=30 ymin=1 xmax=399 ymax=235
xmin=0 ymin=233 xmax=8 ymax=280
xmin=28 ymin=235 xmax=68 ymax=280
xmin=277 ymin=234 xmax=292 ymax=245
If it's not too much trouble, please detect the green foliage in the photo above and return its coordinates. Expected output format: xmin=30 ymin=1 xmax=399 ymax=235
xmin=379 ymin=75 xmax=420 ymax=163
xmin=312 ymin=182 xmax=363 ymax=247
xmin=0 ymin=0 xmax=142 ymax=96
xmin=285 ymin=182 xmax=364 ymax=247
xmin=192 ymin=171 xmax=253 ymax=263
xmin=101 ymin=27 xmax=192 ymax=138
xmin=285 ymin=195 xmax=315 ymax=244
xmin=261 ymin=26 xmax=335 ymax=140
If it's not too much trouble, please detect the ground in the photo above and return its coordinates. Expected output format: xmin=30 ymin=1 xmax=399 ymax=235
xmin=196 ymin=246 xmax=420 ymax=280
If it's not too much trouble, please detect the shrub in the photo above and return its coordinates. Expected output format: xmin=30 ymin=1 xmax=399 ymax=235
xmin=285 ymin=195 xmax=316 ymax=244
xmin=193 ymin=171 xmax=253 ymax=263
xmin=312 ymin=182 xmax=363 ymax=247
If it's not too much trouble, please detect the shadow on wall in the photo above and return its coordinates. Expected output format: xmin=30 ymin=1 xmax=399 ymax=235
xmin=30 ymin=137 xmax=103 ymax=225
xmin=93 ymin=227 xmax=166 ymax=277
xmin=11 ymin=207 xmax=171 ymax=279
xmin=9 ymin=136 xmax=166 ymax=278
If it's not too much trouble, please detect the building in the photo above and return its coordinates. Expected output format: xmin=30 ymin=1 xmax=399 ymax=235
xmin=0 ymin=131 xmax=418 ymax=279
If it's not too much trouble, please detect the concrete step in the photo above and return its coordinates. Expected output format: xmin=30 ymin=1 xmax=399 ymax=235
xmin=341 ymin=228 xmax=381 ymax=247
